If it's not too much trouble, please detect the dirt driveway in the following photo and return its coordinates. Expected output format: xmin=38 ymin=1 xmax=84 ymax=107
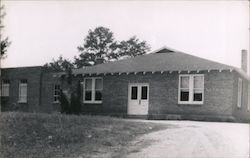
xmin=124 ymin=120 xmax=249 ymax=158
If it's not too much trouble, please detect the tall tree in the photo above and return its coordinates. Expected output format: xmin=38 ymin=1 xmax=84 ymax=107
xmin=44 ymin=55 xmax=74 ymax=72
xmin=119 ymin=36 xmax=150 ymax=58
xmin=0 ymin=5 xmax=11 ymax=59
xmin=75 ymin=26 xmax=119 ymax=68
xmin=1 ymin=37 xmax=10 ymax=58
xmin=75 ymin=26 xmax=151 ymax=68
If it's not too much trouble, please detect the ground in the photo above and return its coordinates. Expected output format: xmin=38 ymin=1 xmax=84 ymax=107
xmin=122 ymin=120 xmax=249 ymax=158
xmin=1 ymin=113 xmax=249 ymax=158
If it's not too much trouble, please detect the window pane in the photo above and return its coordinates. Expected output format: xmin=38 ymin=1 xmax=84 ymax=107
xmin=131 ymin=86 xmax=138 ymax=100
xmin=194 ymin=76 xmax=203 ymax=89
xmin=3 ymin=80 xmax=10 ymax=84
xmin=85 ymin=79 xmax=92 ymax=90
xmin=180 ymin=89 xmax=189 ymax=101
xmin=54 ymin=85 xmax=60 ymax=97
xmin=19 ymin=83 xmax=27 ymax=102
xmin=55 ymin=85 xmax=60 ymax=90
xmin=54 ymin=96 xmax=59 ymax=102
xmin=141 ymin=86 xmax=148 ymax=100
xmin=2 ymin=84 xmax=9 ymax=96
xmin=85 ymin=91 xmax=92 ymax=101
xmin=21 ymin=85 xmax=27 ymax=95
xmin=55 ymin=90 xmax=59 ymax=95
xmin=181 ymin=76 xmax=189 ymax=88
xmin=95 ymin=79 xmax=103 ymax=90
xmin=95 ymin=91 xmax=102 ymax=101
xmin=193 ymin=89 xmax=203 ymax=101
xmin=237 ymin=79 xmax=242 ymax=107
xmin=20 ymin=79 xmax=27 ymax=83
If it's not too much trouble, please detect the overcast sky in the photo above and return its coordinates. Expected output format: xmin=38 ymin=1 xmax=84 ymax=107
xmin=1 ymin=0 xmax=249 ymax=68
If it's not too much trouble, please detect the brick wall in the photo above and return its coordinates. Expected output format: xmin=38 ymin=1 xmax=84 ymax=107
xmin=3 ymin=66 xmax=248 ymax=122
xmin=1 ymin=67 xmax=62 ymax=113
xmin=39 ymin=72 xmax=61 ymax=113
xmin=81 ymin=70 xmax=237 ymax=120
xmin=1 ymin=67 xmax=43 ymax=112
xmin=232 ymin=71 xmax=250 ymax=122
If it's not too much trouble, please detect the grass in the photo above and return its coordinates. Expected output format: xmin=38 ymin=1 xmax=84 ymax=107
xmin=0 ymin=112 xmax=169 ymax=158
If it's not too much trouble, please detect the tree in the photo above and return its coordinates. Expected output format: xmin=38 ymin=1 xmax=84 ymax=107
xmin=44 ymin=55 xmax=74 ymax=72
xmin=0 ymin=37 xmax=10 ymax=59
xmin=118 ymin=36 xmax=150 ymax=58
xmin=0 ymin=6 xmax=11 ymax=59
xmin=75 ymin=26 xmax=119 ymax=68
xmin=74 ymin=26 xmax=151 ymax=68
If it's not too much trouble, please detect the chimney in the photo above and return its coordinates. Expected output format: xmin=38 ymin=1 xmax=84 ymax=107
xmin=241 ymin=49 xmax=248 ymax=74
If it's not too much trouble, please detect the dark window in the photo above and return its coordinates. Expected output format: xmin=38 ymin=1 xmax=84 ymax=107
xmin=53 ymin=84 xmax=61 ymax=102
xmin=131 ymin=86 xmax=138 ymax=100
xmin=95 ymin=91 xmax=102 ymax=101
xmin=85 ymin=91 xmax=92 ymax=101
xmin=141 ymin=86 xmax=148 ymax=100
xmin=20 ymin=79 xmax=27 ymax=83
xmin=193 ymin=89 xmax=202 ymax=101
xmin=3 ymin=80 xmax=10 ymax=84
xmin=193 ymin=93 xmax=202 ymax=101
xmin=180 ymin=90 xmax=189 ymax=101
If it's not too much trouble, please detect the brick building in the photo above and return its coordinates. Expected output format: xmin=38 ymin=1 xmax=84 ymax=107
xmin=0 ymin=66 xmax=60 ymax=113
xmin=1 ymin=47 xmax=250 ymax=122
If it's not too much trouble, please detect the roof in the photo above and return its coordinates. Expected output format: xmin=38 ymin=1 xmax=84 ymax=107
xmin=72 ymin=47 xmax=236 ymax=75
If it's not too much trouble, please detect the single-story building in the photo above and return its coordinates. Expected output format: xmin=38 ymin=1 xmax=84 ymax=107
xmin=1 ymin=47 xmax=250 ymax=122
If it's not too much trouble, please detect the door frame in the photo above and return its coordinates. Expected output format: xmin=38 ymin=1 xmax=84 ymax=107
xmin=127 ymin=83 xmax=149 ymax=115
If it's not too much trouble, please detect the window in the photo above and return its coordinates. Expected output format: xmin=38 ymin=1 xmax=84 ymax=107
xmin=84 ymin=78 xmax=103 ymax=103
xmin=237 ymin=78 xmax=242 ymax=108
xmin=54 ymin=84 xmax=61 ymax=103
xmin=131 ymin=86 xmax=138 ymax=100
xmin=178 ymin=74 xmax=204 ymax=104
xmin=248 ymin=85 xmax=250 ymax=111
xmin=141 ymin=86 xmax=148 ymax=100
xmin=1 ymin=80 xmax=10 ymax=97
xmin=19 ymin=80 xmax=27 ymax=103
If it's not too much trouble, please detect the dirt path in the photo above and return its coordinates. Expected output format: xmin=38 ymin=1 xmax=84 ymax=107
xmin=124 ymin=121 xmax=249 ymax=158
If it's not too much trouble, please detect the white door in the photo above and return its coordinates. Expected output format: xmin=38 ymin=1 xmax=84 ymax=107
xmin=128 ymin=83 xmax=149 ymax=115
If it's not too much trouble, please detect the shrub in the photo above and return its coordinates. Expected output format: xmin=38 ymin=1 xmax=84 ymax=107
xmin=59 ymin=82 xmax=81 ymax=114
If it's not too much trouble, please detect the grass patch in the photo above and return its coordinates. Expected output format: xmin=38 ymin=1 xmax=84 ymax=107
xmin=0 ymin=112 xmax=168 ymax=158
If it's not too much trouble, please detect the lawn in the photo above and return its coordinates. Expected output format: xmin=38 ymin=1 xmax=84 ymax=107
xmin=0 ymin=112 xmax=168 ymax=158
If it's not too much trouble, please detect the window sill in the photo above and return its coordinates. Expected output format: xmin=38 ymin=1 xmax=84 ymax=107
xmin=83 ymin=101 xmax=102 ymax=104
xmin=18 ymin=101 xmax=27 ymax=104
xmin=178 ymin=101 xmax=203 ymax=105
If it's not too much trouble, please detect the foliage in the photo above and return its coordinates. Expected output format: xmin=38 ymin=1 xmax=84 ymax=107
xmin=74 ymin=26 xmax=151 ymax=68
xmin=70 ymin=81 xmax=81 ymax=114
xmin=1 ymin=37 xmax=11 ymax=58
xmin=75 ymin=26 xmax=119 ymax=67
xmin=119 ymin=36 xmax=151 ymax=58
xmin=58 ymin=89 xmax=70 ymax=114
xmin=0 ymin=6 xmax=11 ymax=58
xmin=44 ymin=55 xmax=74 ymax=72
xmin=59 ymin=80 xmax=81 ymax=114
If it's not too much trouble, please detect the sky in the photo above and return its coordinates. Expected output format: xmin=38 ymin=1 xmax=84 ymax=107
xmin=1 ymin=0 xmax=249 ymax=68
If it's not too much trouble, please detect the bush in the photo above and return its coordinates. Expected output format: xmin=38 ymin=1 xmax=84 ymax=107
xmin=59 ymin=89 xmax=70 ymax=114
xmin=59 ymin=81 xmax=81 ymax=114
